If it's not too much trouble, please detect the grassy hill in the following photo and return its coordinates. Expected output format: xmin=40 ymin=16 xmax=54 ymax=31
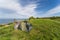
xmin=40 ymin=16 xmax=60 ymax=22
xmin=0 ymin=19 xmax=60 ymax=40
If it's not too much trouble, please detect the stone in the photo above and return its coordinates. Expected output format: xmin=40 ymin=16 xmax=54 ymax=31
xmin=14 ymin=21 xmax=32 ymax=32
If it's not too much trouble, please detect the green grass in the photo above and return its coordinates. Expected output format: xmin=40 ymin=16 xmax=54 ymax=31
xmin=51 ymin=19 xmax=60 ymax=22
xmin=0 ymin=19 xmax=60 ymax=40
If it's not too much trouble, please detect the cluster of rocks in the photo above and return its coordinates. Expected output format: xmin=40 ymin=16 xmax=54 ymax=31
xmin=14 ymin=21 xmax=32 ymax=32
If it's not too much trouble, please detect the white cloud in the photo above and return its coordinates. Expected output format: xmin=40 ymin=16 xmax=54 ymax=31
xmin=0 ymin=13 xmax=25 ymax=19
xmin=0 ymin=0 xmax=37 ymax=18
xmin=44 ymin=5 xmax=60 ymax=16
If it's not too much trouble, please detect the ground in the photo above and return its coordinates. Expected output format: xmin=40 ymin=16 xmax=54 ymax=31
xmin=0 ymin=19 xmax=60 ymax=40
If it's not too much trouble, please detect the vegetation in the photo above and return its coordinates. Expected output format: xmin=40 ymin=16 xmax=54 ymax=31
xmin=0 ymin=18 xmax=60 ymax=40
xmin=29 ymin=16 xmax=35 ymax=20
xmin=50 ymin=16 xmax=60 ymax=22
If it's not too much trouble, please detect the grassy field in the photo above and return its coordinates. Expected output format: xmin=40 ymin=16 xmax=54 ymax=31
xmin=0 ymin=19 xmax=60 ymax=40
xmin=52 ymin=19 xmax=60 ymax=22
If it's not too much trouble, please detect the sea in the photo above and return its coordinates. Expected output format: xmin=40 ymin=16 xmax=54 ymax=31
xmin=0 ymin=19 xmax=25 ymax=24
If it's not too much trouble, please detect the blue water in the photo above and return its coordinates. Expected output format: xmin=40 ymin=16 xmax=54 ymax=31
xmin=0 ymin=19 xmax=24 ymax=24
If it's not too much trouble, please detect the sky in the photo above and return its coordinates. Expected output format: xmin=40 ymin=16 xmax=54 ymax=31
xmin=0 ymin=0 xmax=60 ymax=19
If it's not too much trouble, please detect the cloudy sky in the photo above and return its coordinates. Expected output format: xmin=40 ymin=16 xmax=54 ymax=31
xmin=0 ymin=0 xmax=60 ymax=19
